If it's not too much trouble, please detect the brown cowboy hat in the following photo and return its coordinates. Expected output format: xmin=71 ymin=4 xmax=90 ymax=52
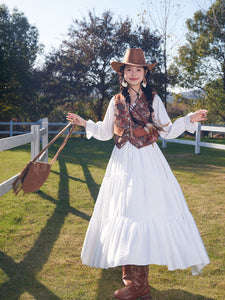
xmin=111 ymin=48 xmax=157 ymax=73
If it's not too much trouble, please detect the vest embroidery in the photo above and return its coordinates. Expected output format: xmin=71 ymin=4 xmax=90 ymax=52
xmin=113 ymin=93 xmax=159 ymax=149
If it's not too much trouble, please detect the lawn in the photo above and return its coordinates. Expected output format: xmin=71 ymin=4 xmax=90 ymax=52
xmin=0 ymin=137 xmax=224 ymax=300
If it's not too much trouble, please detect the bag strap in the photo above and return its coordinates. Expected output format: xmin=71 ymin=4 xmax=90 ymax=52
xmin=50 ymin=123 xmax=76 ymax=165
xmin=32 ymin=122 xmax=76 ymax=164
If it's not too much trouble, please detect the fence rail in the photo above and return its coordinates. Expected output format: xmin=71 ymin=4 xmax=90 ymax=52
xmin=0 ymin=119 xmax=225 ymax=197
xmin=0 ymin=120 xmax=225 ymax=154
xmin=159 ymin=123 xmax=225 ymax=154
xmin=0 ymin=119 xmax=85 ymax=197
xmin=0 ymin=118 xmax=49 ymax=197
xmin=0 ymin=120 xmax=85 ymax=136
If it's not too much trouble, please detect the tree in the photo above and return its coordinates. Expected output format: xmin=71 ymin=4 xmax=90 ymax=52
xmin=140 ymin=0 xmax=182 ymax=109
xmin=204 ymin=79 xmax=225 ymax=122
xmin=44 ymin=11 xmax=163 ymax=121
xmin=174 ymin=0 xmax=225 ymax=87
xmin=170 ymin=0 xmax=225 ymax=123
xmin=0 ymin=4 xmax=41 ymax=121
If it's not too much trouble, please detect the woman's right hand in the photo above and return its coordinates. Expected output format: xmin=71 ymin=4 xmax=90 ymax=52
xmin=66 ymin=112 xmax=87 ymax=127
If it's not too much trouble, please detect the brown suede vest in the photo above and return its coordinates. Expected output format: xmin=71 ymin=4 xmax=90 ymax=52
xmin=113 ymin=92 xmax=159 ymax=149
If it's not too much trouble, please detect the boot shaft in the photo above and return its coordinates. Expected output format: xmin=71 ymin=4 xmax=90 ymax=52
xmin=122 ymin=265 xmax=132 ymax=286
xmin=131 ymin=265 xmax=149 ymax=289
xmin=114 ymin=265 xmax=151 ymax=299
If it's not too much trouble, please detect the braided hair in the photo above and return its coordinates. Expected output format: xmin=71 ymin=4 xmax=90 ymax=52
xmin=119 ymin=66 xmax=155 ymax=126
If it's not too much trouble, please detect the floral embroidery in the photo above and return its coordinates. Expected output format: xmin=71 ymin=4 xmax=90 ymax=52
xmin=114 ymin=93 xmax=159 ymax=149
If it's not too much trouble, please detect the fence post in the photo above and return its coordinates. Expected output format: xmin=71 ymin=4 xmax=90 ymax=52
xmin=162 ymin=138 xmax=167 ymax=148
xmin=195 ymin=122 xmax=201 ymax=154
xmin=31 ymin=125 xmax=40 ymax=160
xmin=10 ymin=120 xmax=13 ymax=137
xmin=40 ymin=118 xmax=48 ymax=162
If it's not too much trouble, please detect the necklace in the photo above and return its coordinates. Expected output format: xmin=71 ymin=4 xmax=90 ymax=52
xmin=129 ymin=86 xmax=141 ymax=99
xmin=128 ymin=86 xmax=141 ymax=110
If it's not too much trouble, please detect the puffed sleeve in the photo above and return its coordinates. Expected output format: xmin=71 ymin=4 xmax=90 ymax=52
xmin=152 ymin=94 xmax=197 ymax=139
xmin=86 ymin=96 xmax=114 ymax=141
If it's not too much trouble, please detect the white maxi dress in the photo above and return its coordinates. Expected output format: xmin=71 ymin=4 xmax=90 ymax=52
xmin=81 ymin=94 xmax=210 ymax=275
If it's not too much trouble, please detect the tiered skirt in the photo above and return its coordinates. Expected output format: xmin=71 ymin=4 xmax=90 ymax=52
xmin=81 ymin=142 xmax=210 ymax=275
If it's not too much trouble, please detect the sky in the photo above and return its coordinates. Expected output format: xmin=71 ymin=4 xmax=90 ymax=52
xmin=2 ymin=0 xmax=213 ymax=63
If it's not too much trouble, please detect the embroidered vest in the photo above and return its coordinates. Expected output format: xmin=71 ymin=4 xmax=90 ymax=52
xmin=113 ymin=92 xmax=159 ymax=149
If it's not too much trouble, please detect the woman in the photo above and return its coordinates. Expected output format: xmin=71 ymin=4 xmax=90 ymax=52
xmin=66 ymin=48 xmax=210 ymax=300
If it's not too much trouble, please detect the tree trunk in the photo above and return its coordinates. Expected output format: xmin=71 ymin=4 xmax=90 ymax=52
xmin=97 ymin=97 xmax=104 ymax=121
xmin=222 ymin=62 xmax=225 ymax=90
xmin=164 ymin=43 xmax=167 ymax=110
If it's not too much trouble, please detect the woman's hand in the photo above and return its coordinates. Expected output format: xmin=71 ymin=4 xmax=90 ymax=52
xmin=190 ymin=110 xmax=208 ymax=123
xmin=66 ymin=113 xmax=87 ymax=127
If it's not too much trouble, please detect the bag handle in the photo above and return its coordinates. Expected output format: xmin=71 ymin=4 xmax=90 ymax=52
xmin=50 ymin=123 xmax=76 ymax=165
xmin=32 ymin=122 xmax=76 ymax=164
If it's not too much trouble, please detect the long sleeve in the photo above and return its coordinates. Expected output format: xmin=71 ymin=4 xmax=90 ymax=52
xmin=152 ymin=94 xmax=197 ymax=139
xmin=86 ymin=96 xmax=115 ymax=141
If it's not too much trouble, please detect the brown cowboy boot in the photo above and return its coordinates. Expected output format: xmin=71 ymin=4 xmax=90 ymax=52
xmin=122 ymin=265 xmax=132 ymax=286
xmin=114 ymin=265 xmax=151 ymax=300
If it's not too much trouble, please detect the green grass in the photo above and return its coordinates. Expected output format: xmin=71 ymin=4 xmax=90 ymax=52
xmin=0 ymin=138 xmax=224 ymax=300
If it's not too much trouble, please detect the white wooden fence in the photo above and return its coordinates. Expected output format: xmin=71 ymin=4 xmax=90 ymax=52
xmin=161 ymin=123 xmax=225 ymax=154
xmin=0 ymin=118 xmax=86 ymax=197
xmin=0 ymin=119 xmax=224 ymax=197
xmin=0 ymin=118 xmax=49 ymax=197
xmin=0 ymin=120 xmax=85 ymax=136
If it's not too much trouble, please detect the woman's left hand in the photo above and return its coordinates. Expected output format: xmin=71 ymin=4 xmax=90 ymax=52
xmin=190 ymin=110 xmax=208 ymax=123
xmin=66 ymin=113 xmax=87 ymax=127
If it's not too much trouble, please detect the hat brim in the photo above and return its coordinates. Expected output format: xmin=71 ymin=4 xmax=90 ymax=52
xmin=111 ymin=61 xmax=157 ymax=73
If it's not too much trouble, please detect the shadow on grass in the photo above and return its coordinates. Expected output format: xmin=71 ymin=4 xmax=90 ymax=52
xmin=51 ymin=156 xmax=100 ymax=204
xmin=75 ymin=156 xmax=100 ymax=203
xmin=96 ymin=268 xmax=215 ymax=300
xmin=0 ymin=158 xmax=91 ymax=299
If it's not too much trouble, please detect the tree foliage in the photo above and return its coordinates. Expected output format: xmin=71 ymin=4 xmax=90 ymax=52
xmin=204 ymin=79 xmax=225 ymax=122
xmin=173 ymin=0 xmax=225 ymax=87
xmin=43 ymin=11 xmax=163 ymax=121
xmin=170 ymin=0 xmax=225 ymax=123
xmin=141 ymin=0 xmax=183 ymax=108
xmin=0 ymin=7 xmax=164 ymax=122
xmin=0 ymin=4 xmax=41 ymax=121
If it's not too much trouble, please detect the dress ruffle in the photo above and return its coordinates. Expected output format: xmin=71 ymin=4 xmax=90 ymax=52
xmin=81 ymin=142 xmax=210 ymax=275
